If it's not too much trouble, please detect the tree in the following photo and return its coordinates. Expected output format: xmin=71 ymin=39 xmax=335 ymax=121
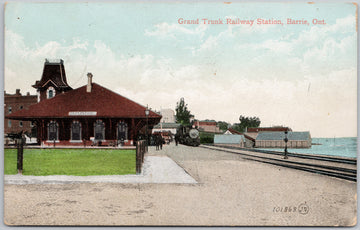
xmin=217 ymin=121 xmax=230 ymax=131
xmin=231 ymin=115 xmax=261 ymax=132
xmin=175 ymin=98 xmax=192 ymax=125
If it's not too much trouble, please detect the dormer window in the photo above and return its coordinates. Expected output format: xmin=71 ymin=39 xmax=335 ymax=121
xmin=47 ymin=86 xmax=56 ymax=99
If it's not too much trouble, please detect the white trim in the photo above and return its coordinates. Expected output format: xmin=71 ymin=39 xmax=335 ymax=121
xmin=42 ymin=79 xmax=58 ymax=88
xmin=70 ymin=140 xmax=83 ymax=143
xmin=46 ymin=140 xmax=60 ymax=143
xmin=69 ymin=111 xmax=97 ymax=116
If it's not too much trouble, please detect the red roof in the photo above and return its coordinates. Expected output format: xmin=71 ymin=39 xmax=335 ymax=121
xmin=227 ymin=128 xmax=243 ymax=135
xmin=7 ymin=83 xmax=162 ymax=119
xmin=196 ymin=121 xmax=217 ymax=126
xmin=247 ymin=127 xmax=291 ymax=132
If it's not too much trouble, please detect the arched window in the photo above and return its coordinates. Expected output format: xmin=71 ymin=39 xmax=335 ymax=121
xmin=48 ymin=121 xmax=58 ymax=141
xmin=47 ymin=86 xmax=56 ymax=99
xmin=117 ymin=121 xmax=128 ymax=140
xmin=71 ymin=121 xmax=81 ymax=141
xmin=94 ymin=120 xmax=105 ymax=140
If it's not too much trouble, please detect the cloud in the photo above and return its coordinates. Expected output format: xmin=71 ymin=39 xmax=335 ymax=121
xmin=192 ymin=35 xmax=219 ymax=55
xmin=5 ymin=15 xmax=357 ymax=138
xmin=145 ymin=22 xmax=208 ymax=39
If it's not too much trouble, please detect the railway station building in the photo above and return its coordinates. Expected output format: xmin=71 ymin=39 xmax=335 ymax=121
xmin=6 ymin=59 xmax=162 ymax=146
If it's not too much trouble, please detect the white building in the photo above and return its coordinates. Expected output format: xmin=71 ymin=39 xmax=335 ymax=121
xmin=160 ymin=109 xmax=175 ymax=123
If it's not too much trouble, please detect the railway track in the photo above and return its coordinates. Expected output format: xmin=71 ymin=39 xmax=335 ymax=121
xmin=200 ymin=145 xmax=357 ymax=182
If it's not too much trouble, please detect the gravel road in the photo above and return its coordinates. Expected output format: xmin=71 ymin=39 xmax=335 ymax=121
xmin=4 ymin=143 xmax=357 ymax=226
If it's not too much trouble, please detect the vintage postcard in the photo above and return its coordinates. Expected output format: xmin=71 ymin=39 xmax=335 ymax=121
xmin=3 ymin=1 xmax=358 ymax=227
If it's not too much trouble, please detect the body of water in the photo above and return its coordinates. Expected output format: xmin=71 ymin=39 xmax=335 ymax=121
xmin=259 ymin=137 xmax=357 ymax=158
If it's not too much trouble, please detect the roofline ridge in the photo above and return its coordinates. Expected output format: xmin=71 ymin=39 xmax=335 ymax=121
xmin=91 ymin=82 xmax=161 ymax=118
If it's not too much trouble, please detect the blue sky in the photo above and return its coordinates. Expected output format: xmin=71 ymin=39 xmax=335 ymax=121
xmin=4 ymin=2 xmax=357 ymax=137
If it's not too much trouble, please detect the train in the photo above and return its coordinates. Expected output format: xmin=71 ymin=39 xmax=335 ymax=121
xmin=175 ymin=124 xmax=200 ymax=147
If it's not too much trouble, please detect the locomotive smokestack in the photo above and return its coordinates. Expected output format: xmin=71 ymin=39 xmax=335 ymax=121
xmin=86 ymin=73 xmax=93 ymax=93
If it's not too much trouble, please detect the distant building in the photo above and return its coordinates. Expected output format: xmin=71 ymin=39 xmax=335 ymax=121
xmin=246 ymin=127 xmax=291 ymax=133
xmin=245 ymin=126 xmax=292 ymax=143
xmin=224 ymin=128 xmax=255 ymax=148
xmin=214 ymin=134 xmax=245 ymax=148
xmin=152 ymin=122 xmax=180 ymax=136
xmin=160 ymin=109 xmax=175 ymax=123
xmin=4 ymin=89 xmax=37 ymax=135
xmin=194 ymin=120 xmax=221 ymax=133
xmin=255 ymin=131 xmax=311 ymax=148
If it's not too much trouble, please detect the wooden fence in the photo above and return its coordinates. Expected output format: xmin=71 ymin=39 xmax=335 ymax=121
xmin=136 ymin=140 xmax=147 ymax=174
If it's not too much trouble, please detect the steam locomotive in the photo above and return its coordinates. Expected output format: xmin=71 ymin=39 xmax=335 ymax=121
xmin=175 ymin=124 xmax=200 ymax=147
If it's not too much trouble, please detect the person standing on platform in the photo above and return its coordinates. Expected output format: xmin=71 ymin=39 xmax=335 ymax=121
xmin=160 ymin=136 xmax=163 ymax=150
xmin=155 ymin=135 xmax=159 ymax=150
xmin=175 ymin=135 xmax=179 ymax=146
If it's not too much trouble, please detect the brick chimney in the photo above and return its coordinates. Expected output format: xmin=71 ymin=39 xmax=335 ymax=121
xmin=16 ymin=89 xmax=21 ymax=95
xmin=86 ymin=73 xmax=93 ymax=93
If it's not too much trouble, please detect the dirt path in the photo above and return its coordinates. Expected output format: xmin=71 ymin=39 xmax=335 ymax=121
xmin=4 ymin=144 xmax=357 ymax=226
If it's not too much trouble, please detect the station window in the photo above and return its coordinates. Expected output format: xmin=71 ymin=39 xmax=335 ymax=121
xmin=20 ymin=105 xmax=23 ymax=110
xmin=8 ymin=106 xmax=12 ymax=114
xmin=71 ymin=121 xmax=82 ymax=141
xmin=19 ymin=121 xmax=23 ymax=127
xmin=94 ymin=120 xmax=105 ymax=140
xmin=47 ymin=121 xmax=59 ymax=141
xmin=8 ymin=120 xmax=11 ymax=128
xmin=117 ymin=121 xmax=128 ymax=140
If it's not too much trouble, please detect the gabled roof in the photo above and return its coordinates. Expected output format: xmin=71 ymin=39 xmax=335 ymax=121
xmin=7 ymin=83 xmax=162 ymax=119
xmin=214 ymin=134 xmax=245 ymax=144
xmin=32 ymin=59 xmax=72 ymax=90
xmin=244 ymin=132 xmax=259 ymax=140
xmin=256 ymin=132 xmax=311 ymax=141
xmin=226 ymin=128 xmax=243 ymax=135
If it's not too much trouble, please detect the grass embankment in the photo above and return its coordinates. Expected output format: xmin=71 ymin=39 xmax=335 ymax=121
xmin=200 ymin=132 xmax=215 ymax=144
xmin=4 ymin=148 xmax=136 ymax=176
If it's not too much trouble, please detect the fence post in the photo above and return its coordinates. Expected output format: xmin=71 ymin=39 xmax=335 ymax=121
xmin=136 ymin=140 xmax=148 ymax=174
xmin=17 ymin=137 xmax=24 ymax=174
xmin=136 ymin=141 xmax=139 ymax=174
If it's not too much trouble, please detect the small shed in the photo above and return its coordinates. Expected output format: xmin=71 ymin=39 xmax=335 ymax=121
xmin=214 ymin=134 xmax=245 ymax=148
xmin=255 ymin=132 xmax=311 ymax=148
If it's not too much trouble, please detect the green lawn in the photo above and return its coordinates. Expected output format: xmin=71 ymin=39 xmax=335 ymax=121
xmin=4 ymin=148 xmax=136 ymax=176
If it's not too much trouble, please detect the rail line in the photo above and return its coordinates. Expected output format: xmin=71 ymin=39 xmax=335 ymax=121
xmin=200 ymin=145 xmax=357 ymax=182
xmin=209 ymin=145 xmax=357 ymax=165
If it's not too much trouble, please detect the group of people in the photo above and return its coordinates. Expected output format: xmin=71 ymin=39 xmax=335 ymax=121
xmin=154 ymin=135 xmax=164 ymax=150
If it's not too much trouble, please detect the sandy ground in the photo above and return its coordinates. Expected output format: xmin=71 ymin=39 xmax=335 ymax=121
xmin=4 ymin=143 xmax=357 ymax=226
